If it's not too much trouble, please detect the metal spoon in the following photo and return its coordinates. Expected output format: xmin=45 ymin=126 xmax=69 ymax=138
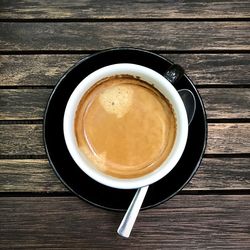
xmin=178 ymin=89 xmax=196 ymax=125
xmin=117 ymin=89 xmax=196 ymax=238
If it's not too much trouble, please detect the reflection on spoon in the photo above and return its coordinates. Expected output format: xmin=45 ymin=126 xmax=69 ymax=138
xmin=178 ymin=89 xmax=196 ymax=125
xmin=117 ymin=89 xmax=196 ymax=238
xmin=117 ymin=186 xmax=149 ymax=238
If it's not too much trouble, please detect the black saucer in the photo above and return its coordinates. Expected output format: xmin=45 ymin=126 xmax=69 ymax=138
xmin=44 ymin=48 xmax=207 ymax=211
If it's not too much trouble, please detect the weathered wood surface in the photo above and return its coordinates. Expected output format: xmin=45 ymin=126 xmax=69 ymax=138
xmin=0 ymin=0 xmax=249 ymax=19
xmin=0 ymin=159 xmax=66 ymax=192
xmin=1 ymin=88 xmax=249 ymax=120
xmin=200 ymin=88 xmax=250 ymax=119
xmin=207 ymin=123 xmax=250 ymax=154
xmin=0 ymin=1 xmax=249 ymax=247
xmin=1 ymin=22 xmax=250 ymax=51
xmin=0 ymin=123 xmax=249 ymax=156
xmin=0 ymin=196 xmax=249 ymax=249
xmin=0 ymin=124 xmax=43 ymax=156
xmin=185 ymin=158 xmax=250 ymax=190
xmin=0 ymin=158 xmax=249 ymax=192
xmin=0 ymin=89 xmax=51 ymax=120
xmin=1 ymin=54 xmax=250 ymax=86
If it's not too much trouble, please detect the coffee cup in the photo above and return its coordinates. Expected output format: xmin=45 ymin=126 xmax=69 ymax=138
xmin=63 ymin=63 xmax=188 ymax=189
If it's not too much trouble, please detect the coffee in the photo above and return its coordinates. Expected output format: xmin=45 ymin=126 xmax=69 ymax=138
xmin=74 ymin=75 xmax=176 ymax=179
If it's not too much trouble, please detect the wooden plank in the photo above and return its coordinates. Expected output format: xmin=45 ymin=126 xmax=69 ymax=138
xmin=0 ymin=55 xmax=82 ymax=86
xmin=0 ymin=159 xmax=66 ymax=192
xmin=0 ymin=123 xmax=249 ymax=156
xmin=1 ymin=54 xmax=249 ymax=86
xmin=0 ymin=124 xmax=44 ymax=156
xmin=1 ymin=88 xmax=249 ymax=120
xmin=207 ymin=123 xmax=250 ymax=154
xmin=0 ymin=0 xmax=249 ymax=19
xmin=0 ymin=158 xmax=249 ymax=192
xmin=171 ymin=53 xmax=250 ymax=86
xmin=199 ymin=88 xmax=250 ymax=119
xmin=188 ymin=158 xmax=250 ymax=190
xmin=0 ymin=89 xmax=51 ymax=120
xmin=0 ymin=196 xmax=249 ymax=249
xmin=0 ymin=22 xmax=249 ymax=51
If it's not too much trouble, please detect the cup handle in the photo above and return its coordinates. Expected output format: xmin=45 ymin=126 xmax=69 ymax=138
xmin=163 ymin=64 xmax=184 ymax=85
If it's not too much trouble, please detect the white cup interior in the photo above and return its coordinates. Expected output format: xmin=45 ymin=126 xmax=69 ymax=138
xmin=63 ymin=63 xmax=188 ymax=189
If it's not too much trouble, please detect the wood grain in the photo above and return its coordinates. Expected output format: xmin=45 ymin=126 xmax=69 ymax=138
xmin=207 ymin=123 xmax=250 ymax=154
xmin=0 ymin=124 xmax=43 ymax=156
xmin=0 ymin=89 xmax=51 ymax=120
xmin=0 ymin=159 xmax=66 ymax=192
xmin=0 ymin=158 xmax=249 ymax=192
xmin=1 ymin=54 xmax=249 ymax=86
xmin=1 ymin=22 xmax=249 ymax=51
xmin=0 ymin=55 xmax=82 ymax=86
xmin=1 ymin=88 xmax=249 ymax=120
xmin=199 ymin=88 xmax=250 ymax=119
xmin=0 ymin=0 xmax=249 ymax=19
xmin=189 ymin=158 xmax=250 ymax=190
xmin=0 ymin=196 xmax=249 ymax=249
xmin=0 ymin=123 xmax=249 ymax=156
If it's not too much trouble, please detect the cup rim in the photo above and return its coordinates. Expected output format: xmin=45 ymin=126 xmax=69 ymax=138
xmin=63 ymin=63 xmax=188 ymax=189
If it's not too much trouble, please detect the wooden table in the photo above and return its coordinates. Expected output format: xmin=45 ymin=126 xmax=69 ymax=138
xmin=0 ymin=1 xmax=250 ymax=248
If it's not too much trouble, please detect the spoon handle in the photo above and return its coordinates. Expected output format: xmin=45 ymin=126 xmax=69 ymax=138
xmin=117 ymin=185 xmax=149 ymax=238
